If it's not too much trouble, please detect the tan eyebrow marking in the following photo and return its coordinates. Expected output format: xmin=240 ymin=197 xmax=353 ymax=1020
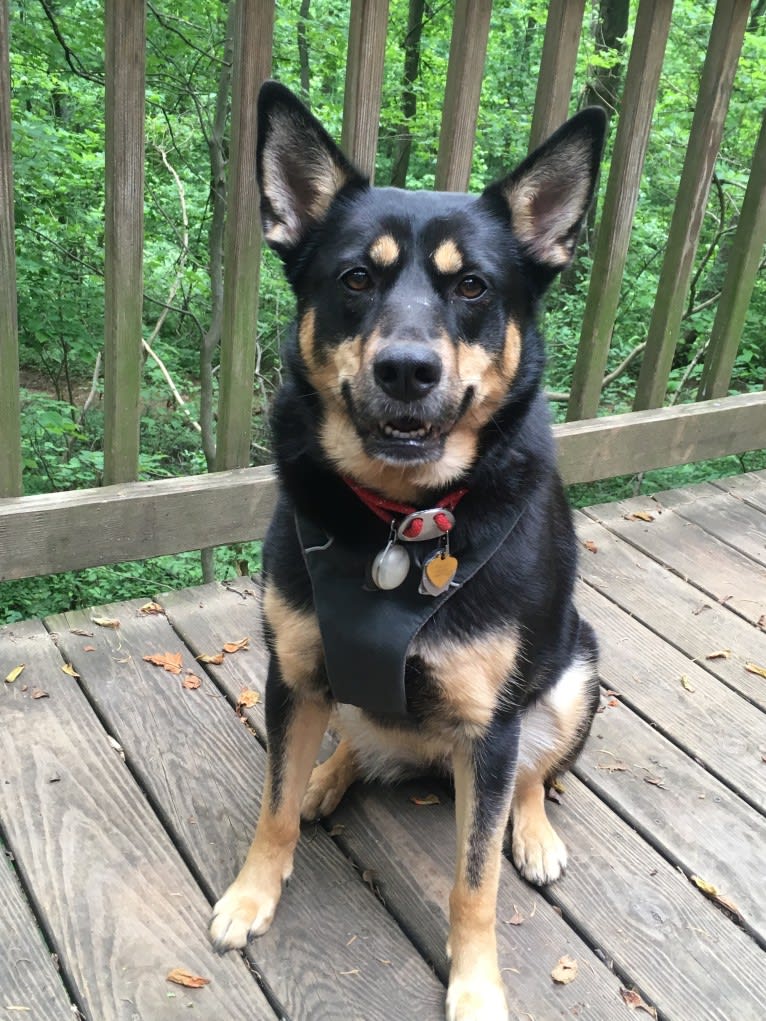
xmin=432 ymin=238 xmax=463 ymax=275
xmin=369 ymin=234 xmax=400 ymax=267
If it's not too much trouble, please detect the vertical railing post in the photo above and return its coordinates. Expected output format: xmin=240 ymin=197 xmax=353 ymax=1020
xmin=215 ymin=0 xmax=275 ymax=472
xmin=0 ymin=0 xmax=21 ymax=497
xmin=633 ymin=0 xmax=750 ymax=411
xmin=103 ymin=0 xmax=146 ymax=484
xmin=342 ymin=0 xmax=389 ymax=181
xmin=527 ymin=0 xmax=585 ymax=152
xmin=434 ymin=0 xmax=492 ymax=192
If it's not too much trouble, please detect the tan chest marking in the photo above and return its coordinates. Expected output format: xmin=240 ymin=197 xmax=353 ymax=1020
xmin=413 ymin=629 xmax=520 ymax=731
xmin=432 ymin=238 xmax=464 ymax=275
xmin=262 ymin=583 xmax=323 ymax=691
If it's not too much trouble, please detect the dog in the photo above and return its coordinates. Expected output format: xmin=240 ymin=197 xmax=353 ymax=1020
xmin=210 ymin=80 xmax=606 ymax=1021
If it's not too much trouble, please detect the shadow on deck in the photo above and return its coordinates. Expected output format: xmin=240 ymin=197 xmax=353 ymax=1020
xmin=1 ymin=473 xmax=765 ymax=1020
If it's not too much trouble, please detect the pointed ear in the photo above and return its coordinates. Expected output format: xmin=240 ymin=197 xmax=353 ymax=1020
xmin=256 ymin=81 xmax=367 ymax=254
xmin=482 ymin=108 xmax=607 ymax=271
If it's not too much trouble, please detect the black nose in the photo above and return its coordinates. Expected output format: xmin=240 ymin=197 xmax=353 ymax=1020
xmin=373 ymin=344 xmax=442 ymax=402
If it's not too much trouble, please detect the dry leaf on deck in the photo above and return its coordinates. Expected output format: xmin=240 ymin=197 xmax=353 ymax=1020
xmin=31 ymin=689 xmax=49 ymax=699
xmin=620 ymin=987 xmax=657 ymax=1017
xmin=410 ymin=793 xmax=440 ymax=806
xmin=143 ymin=652 xmax=183 ymax=674
xmin=91 ymin=616 xmax=120 ymax=629
xmin=182 ymin=674 xmax=202 ymax=690
xmin=625 ymin=511 xmax=655 ymax=522
xmin=597 ymin=761 xmax=629 ymax=772
xmin=4 ymin=665 xmax=25 ymax=684
xmin=70 ymin=627 xmax=93 ymax=636
xmin=551 ymin=955 xmax=578 ymax=984
xmin=643 ymin=775 xmax=665 ymax=788
xmin=197 ymin=652 xmax=225 ymax=665
xmin=705 ymin=649 xmax=730 ymax=660
xmin=744 ymin=662 xmax=766 ymax=679
xmin=83 ymin=645 xmax=96 ymax=652
xmin=582 ymin=540 xmax=598 ymax=554
xmin=61 ymin=663 xmax=80 ymax=678
xmin=138 ymin=602 xmax=164 ymax=615
xmin=506 ymin=911 xmax=524 ymax=926
xmin=237 ymin=688 xmax=260 ymax=709
xmin=166 ymin=968 xmax=210 ymax=989
xmin=690 ymin=875 xmax=743 ymax=920
xmin=679 ymin=675 xmax=695 ymax=693
xmin=223 ymin=637 xmax=250 ymax=654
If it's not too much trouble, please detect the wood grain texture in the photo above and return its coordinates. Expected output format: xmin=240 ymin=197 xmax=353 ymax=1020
xmin=0 ymin=843 xmax=75 ymax=1016
xmin=527 ymin=0 xmax=585 ymax=151
xmin=574 ymin=513 xmax=766 ymax=710
xmin=576 ymin=579 xmax=766 ymax=812
xmin=48 ymin=598 xmax=445 ymax=1021
xmin=544 ymin=776 xmax=766 ymax=1021
xmin=341 ymin=0 xmax=389 ymax=180
xmin=577 ymin=695 xmax=766 ymax=946
xmin=711 ymin=470 xmax=766 ymax=514
xmin=0 ymin=620 xmax=269 ymax=1021
xmin=585 ymin=494 xmax=766 ymax=626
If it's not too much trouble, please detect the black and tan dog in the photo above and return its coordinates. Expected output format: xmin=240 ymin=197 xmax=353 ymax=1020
xmin=211 ymin=81 xmax=606 ymax=1021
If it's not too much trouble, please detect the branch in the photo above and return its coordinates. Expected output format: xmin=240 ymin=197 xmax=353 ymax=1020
xmin=78 ymin=349 xmax=102 ymax=424
xmin=37 ymin=0 xmax=103 ymax=83
xmin=141 ymin=337 xmax=201 ymax=433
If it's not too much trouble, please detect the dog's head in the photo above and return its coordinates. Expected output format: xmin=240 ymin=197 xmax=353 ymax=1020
xmin=257 ymin=82 xmax=605 ymax=498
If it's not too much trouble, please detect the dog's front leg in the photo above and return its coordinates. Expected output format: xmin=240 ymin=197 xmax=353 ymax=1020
xmin=210 ymin=657 xmax=330 ymax=951
xmin=446 ymin=715 xmax=520 ymax=1021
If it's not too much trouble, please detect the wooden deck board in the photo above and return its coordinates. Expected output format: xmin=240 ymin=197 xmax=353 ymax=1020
xmin=1 ymin=474 xmax=765 ymax=1020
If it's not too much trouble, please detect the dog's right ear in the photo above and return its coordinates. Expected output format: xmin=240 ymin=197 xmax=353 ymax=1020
xmin=257 ymin=81 xmax=367 ymax=255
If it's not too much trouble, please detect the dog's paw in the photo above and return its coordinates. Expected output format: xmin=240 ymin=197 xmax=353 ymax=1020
xmin=300 ymin=756 xmax=353 ymax=820
xmin=446 ymin=976 xmax=508 ymax=1021
xmin=209 ymin=881 xmax=281 ymax=952
xmin=511 ymin=815 xmax=567 ymax=885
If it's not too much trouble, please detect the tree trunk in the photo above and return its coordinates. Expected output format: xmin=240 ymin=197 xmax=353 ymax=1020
xmin=390 ymin=0 xmax=425 ymax=187
xmin=297 ymin=0 xmax=311 ymax=98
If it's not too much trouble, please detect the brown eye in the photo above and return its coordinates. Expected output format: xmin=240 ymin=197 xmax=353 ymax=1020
xmin=457 ymin=275 xmax=486 ymax=299
xmin=342 ymin=268 xmax=372 ymax=292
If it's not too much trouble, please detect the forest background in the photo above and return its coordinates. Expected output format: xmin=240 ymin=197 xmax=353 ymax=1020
xmin=3 ymin=0 xmax=766 ymax=621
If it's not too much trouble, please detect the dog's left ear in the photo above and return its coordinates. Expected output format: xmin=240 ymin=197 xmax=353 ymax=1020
xmin=257 ymin=81 xmax=367 ymax=255
xmin=482 ymin=108 xmax=607 ymax=271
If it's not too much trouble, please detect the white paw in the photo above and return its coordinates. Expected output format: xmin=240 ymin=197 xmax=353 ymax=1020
xmin=512 ymin=818 xmax=567 ymax=885
xmin=209 ymin=882 xmax=281 ymax=951
xmin=446 ymin=976 xmax=508 ymax=1021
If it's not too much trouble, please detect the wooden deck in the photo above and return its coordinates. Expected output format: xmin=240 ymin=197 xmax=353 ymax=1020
xmin=1 ymin=472 xmax=765 ymax=1021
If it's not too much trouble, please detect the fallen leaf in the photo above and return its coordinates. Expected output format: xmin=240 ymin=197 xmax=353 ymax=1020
xmin=182 ymin=674 xmax=202 ymax=690
xmin=551 ymin=778 xmax=566 ymax=794
xmin=31 ymin=689 xmax=49 ymax=699
xmin=329 ymin=823 xmax=346 ymax=837
xmin=625 ymin=511 xmax=655 ymax=522
xmin=620 ymin=987 xmax=657 ymax=1017
xmin=410 ymin=793 xmax=440 ymax=806
xmin=744 ymin=662 xmax=766 ymax=679
xmin=61 ymin=663 xmax=80 ymax=678
xmin=223 ymin=637 xmax=250 ymax=654
xmin=597 ymin=761 xmax=629 ymax=772
xmin=83 ymin=645 xmax=96 ymax=652
xmin=197 ymin=652 xmax=225 ymax=665
xmin=91 ymin=616 xmax=120 ymax=629
xmin=679 ymin=675 xmax=695 ymax=693
xmin=139 ymin=601 xmax=164 ymax=615
xmin=237 ymin=688 xmax=261 ymax=709
xmin=4 ymin=665 xmax=25 ymax=684
xmin=643 ymin=775 xmax=665 ymax=788
xmin=143 ymin=652 xmax=183 ymax=674
xmin=692 ymin=603 xmax=711 ymax=616
xmin=506 ymin=911 xmax=524 ymax=926
xmin=606 ymin=698 xmax=619 ymax=708
xmin=690 ymin=875 xmax=743 ymax=921
xmin=551 ymin=955 xmax=578 ymax=984
xmin=70 ymin=627 xmax=93 ymax=636
xmin=582 ymin=540 xmax=598 ymax=553
xmin=705 ymin=649 xmax=730 ymax=660
xmin=691 ymin=875 xmax=717 ymax=896
xmin=166 ymin=968 xmax=210 ymax=989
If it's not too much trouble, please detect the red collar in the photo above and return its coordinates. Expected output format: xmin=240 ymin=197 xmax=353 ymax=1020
xmin=344 ymin=478 xmax=468 ymax=538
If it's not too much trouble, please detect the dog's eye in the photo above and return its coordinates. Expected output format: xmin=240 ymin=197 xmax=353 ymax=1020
xmin=342 ymin=268 xmax=373 ymax=292
xmin=456 ymin=275 xmax=486 ymax=299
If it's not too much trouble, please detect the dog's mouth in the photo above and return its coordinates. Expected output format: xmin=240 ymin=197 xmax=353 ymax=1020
xmin=364 ymin=416 xmax=446 ymax=463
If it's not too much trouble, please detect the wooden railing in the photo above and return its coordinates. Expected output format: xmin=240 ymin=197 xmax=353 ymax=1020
xmin=1 ymin=0 xmax=765 ymax=582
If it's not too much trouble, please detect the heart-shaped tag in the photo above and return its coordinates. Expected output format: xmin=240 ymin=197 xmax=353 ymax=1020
xmin=425 ymin=554 xmax=458 ymax=590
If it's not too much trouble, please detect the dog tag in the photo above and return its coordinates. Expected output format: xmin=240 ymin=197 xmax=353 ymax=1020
xmin=371 ymin=541 xmax=410 ymax=590
xmin=398 ymin=507 xmax=455 ymax=542
xmin=419 ymin=550 xmax=459 ymax=596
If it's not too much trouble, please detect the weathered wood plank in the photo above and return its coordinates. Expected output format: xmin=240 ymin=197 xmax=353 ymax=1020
xmin=650 ymin=482 xmax=766 ymax=568
xmin=577 ymin=580 xmax=766 ymax=813
xmin=0 ymin=620 xmax=270 ymax=1020
xmin=584 ymin=495 xmax=766 ymax=626
xmin=566 ymin=0 xmax=673 ymax=421
xmin=341 ymin=0 xmax=390 ymax=180
xmin=527 ymin=0 xmax=585 ymax=151
xmin=0 ymin=841 xmax=75 ymax=1016
xmin=159 ymin=580 xmax=629 ymax=1020
xmin=0 ymin=465 xmax=278 ymax=581
xmin=634 ymin=0 xmax=751 ymax=410
xmin=103 ymin=0 xmax=145 ymax=484
xmin=574 ymin=513 xmax=766 ymax=710
xmin=712 ymin=470 xmax=766 ymax=514
xmin=578 ymin=695 xmax=766 ymax=945
xmin=49 ymin=599 xmax=445 ymax=1021
xmin=215 ymin=0 xmax=274 ymax=471
xmin=434 ymin=0 xmax=492 ymax=191
xmin=699 ymin=111 xmax=766 ymax=399
xmin=0 ymin=0 xmax=22 ymax=498
xmin=543 ymin=776 xmax=766 ymax=1021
